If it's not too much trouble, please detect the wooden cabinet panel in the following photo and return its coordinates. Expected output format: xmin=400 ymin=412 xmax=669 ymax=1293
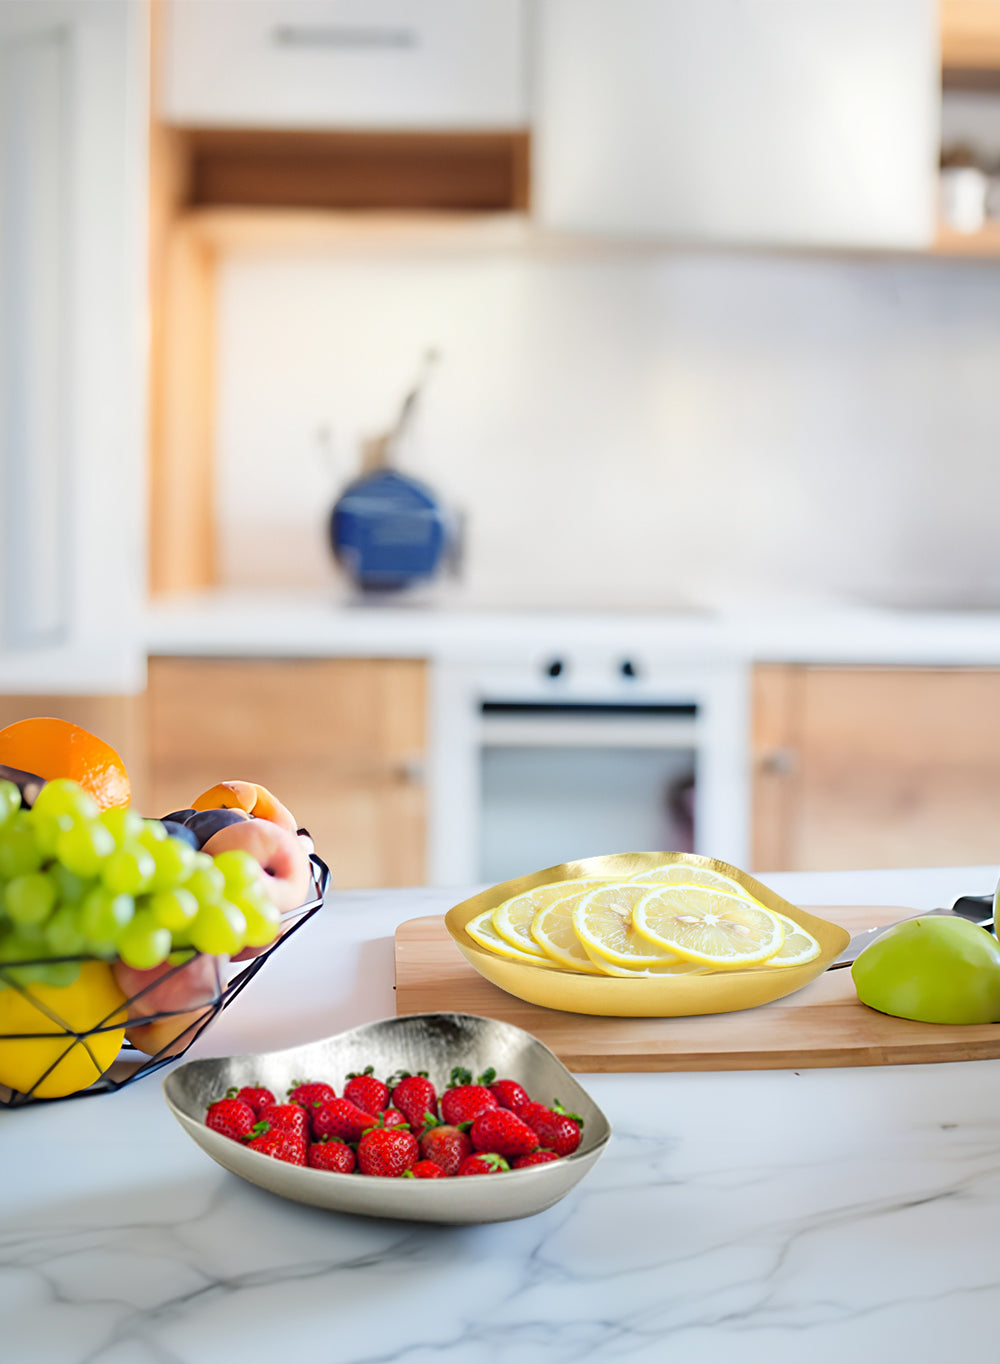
xmin=942 ymin=0 xmax=1000 ymax=70
xmin=752 ymin=666 xmax=1000 ymax=872
xmin=146 ymin=657 xmax=426 ymax=887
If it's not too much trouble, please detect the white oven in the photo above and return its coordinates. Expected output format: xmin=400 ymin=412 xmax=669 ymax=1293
xmin=428 ymin=649 xmax=750 ymax=886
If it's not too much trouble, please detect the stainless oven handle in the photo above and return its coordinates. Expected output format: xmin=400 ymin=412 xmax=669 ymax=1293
xmin=478 ymin=717 xmax=699 ymax=749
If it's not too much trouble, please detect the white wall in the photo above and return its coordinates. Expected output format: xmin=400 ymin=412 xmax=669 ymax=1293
xmin=215 ymin=242 xmax=1000 ymax=610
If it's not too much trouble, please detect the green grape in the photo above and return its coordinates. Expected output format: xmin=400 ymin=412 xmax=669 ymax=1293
xmin=211 ymin=849 xmax=261 ymax=893
xmin=145 ymin=834 xmax=196 ymax=893
xmin=55 ymin=820 xmax=115 ymax=878
xmin=99 ymin=806 xmax=144 ymax=844
xmin=147 ymin=886 xmax=199 ymax=931
xmin=45 ymin=905 xmax=87 ymax=956
xmin=31 ymin=811 xmax=74 ymax=859
xmin=79 ymin=887 xmax=135 ymax=946
xmin=137 ymin=819 xmax=169 ymax=849
xmin=116 ymin=910 xmax=172 ymax=969
xmin=31 ymin=778 xmax=98 ymax=823
xmin=234 ymin=893 xmax=281 ymax=948
xmin=0 ymin=815 xmax=43 ymax=879
xmin=51 ymin=863 xmax=92 ymax=904
xmin=5 ymin=872 xmax=57 ymax=926
xmin=101 ymin=843 xmax=156 ymax=896
xmin=185 ymin=862 xmax=226 ymax=907
xmin=167 ymin=947 xmax=197 ymax=966
xmin=0 ymin=779 xmax=22 ymax=825
xmin=189 ymin=899 xmax=246 ymax=956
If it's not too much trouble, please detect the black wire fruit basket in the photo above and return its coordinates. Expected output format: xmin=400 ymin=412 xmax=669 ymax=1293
xmin=0 ymin=850 xmax=330 ymax=1107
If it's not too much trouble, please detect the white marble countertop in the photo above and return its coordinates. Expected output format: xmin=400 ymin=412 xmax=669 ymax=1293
xmin=3 ymin=863 xmax=1000 ymax=1364
xmin=145 ymin=588 xmax=1000 ymax=667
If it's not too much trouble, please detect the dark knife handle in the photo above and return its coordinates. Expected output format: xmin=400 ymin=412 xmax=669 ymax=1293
xmin=949 ymin=893 xmax=994 ymax=928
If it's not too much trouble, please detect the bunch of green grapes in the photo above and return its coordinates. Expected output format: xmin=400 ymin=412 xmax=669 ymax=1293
xmin=0 ymin=778 xmax=281 ymax=987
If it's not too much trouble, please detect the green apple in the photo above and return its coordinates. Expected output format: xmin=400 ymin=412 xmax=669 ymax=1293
xmin=852 ymin=916 xmax=1000 ymax=1025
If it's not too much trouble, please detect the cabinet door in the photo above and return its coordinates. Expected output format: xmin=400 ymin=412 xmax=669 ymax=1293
xmin=534 ymin=0 xmax=938 ymax=249
xmin=146 ymin=658 xmax=427 ymax=888
xmin=0 ymin=1 xmax=146 ymax=692
xmin=752 ymin=665 xmax=1000 ymax=871
xmin=161 ymin=0 xmax=527 ymax=130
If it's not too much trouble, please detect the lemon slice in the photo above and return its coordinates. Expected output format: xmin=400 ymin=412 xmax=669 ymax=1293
xmin=466 ymin=909 xmax=558 ymax=966
xmin=628 ymin=862 xmax=755 ymax=901
xmin=579 ymin=941 xmax=710 ymax=977
xmin=760 ymin=912 xmax=821 ymax=968
xmin=530 ymin=890 xmax=608 ymax=973
xmin=632 ymin=885 xmax=784 ymax=967
xmin=572 ymin=883 xmax=688 ymax=968
xmin=492 ymin=879 xmax=612 ymax=959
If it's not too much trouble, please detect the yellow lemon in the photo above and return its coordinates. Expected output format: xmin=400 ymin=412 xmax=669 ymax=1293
xmin=628 ymin=862 xmax=755 ymax=901
xmin=572 ymin=882 xmax=687 ymax=968
xmin=466 ymin=909 xmax=558 ymax=966
xmin=0 ymin=961 xmax=127 ymax=1098
xmin=529 ymin=890 xmax=608 ymax=973
xmin=632 ymin=885 xmax=784 ymax=967
xmin=760 ymin=912 xmax=821 ymax=968
xmin=492 ymin=878 xmax=613 ymax=959
xmin=578 ymin=940 xmax=710 ymax=977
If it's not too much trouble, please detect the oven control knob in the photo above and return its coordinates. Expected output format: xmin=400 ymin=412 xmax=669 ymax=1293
xmin=546 ymin=659 xmax=565 ymax=678
xmin=620 ymin=659 xmax=638 ymax=678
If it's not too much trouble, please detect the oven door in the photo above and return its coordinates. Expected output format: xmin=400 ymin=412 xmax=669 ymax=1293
xmin=428 ymin=661 xmax=750 ymax=887
xmin=479 ymin=702 xmax=697 ymax=884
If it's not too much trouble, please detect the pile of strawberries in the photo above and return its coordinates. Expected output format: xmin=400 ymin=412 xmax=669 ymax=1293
xmin=204 ymin=1065 xmax=584 ymax=1178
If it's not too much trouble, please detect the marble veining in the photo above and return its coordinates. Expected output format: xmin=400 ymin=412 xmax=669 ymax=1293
xmin=3 ymin=869 xmax=1000 ymax=1363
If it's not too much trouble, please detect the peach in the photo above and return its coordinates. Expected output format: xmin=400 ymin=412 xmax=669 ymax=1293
xmin=202 ymin=818 xmax=313 ymax=914
xmin=191 ymin=780 xmax=298 ymax=833
xmin=114 ymin=954 xmax=225 ymax=1057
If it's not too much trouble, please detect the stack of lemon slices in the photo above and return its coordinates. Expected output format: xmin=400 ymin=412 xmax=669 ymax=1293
xmin=465 ymin=864 xmax=821 ymax=977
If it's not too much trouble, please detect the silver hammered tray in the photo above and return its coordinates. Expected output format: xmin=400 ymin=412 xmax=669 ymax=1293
xmin=162 ymin=1012 xmax=612 ymax=1225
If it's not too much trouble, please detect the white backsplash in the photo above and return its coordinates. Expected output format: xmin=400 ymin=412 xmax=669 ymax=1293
xmin=216 ymin=241 xmax=1000 ymax=610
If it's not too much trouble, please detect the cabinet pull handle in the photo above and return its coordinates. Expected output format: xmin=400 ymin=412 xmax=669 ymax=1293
xmin=759 ymin=747 xmax=798 ymax=776
xmin=271 ymin=26 xmax=419 ymax=51
xmin=395 ymin=757 xmax=426 ymax=786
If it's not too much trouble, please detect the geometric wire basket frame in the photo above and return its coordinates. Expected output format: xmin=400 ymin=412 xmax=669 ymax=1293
xmin=0 ymin=849 xmax=330 ymax=1107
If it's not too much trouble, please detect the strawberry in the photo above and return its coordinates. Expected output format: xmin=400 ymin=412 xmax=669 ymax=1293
xmin=440 ymin=1068 xmax=497 ymax=1126
xmin=469 ymin=1108 xmax=539 ymax=1158
xmin=405 ymin=1160 xmax=446 ymax=1179
xmin=388 ymin=1071 xmax=438 ymax=1131
xmin=257 ymin=1103 xmax=310 ymax=1142
xmin=357 ymin=1128 xmax=419 ymax=1178
xmin=512 ymin=1151 xmax=560 ymax=1168
xmin=307 ymin=1139 xmax=356 ymax=1174
xmin=312 ymin=1097 xmax=377 ymax=1143
xmin=531 ymin=1101 xmax=583 ymax=1156
xmin=487 ymin=1078 xmax=530 ymax=1111
xmin=457 ymin=1152 xmax=509 ymax=1176
xmin=515 ymin=1100 xmax=553 ymax=1129
xmin=232 ymin=1085 xmax=275 ymax=1116
xmin=373 ymin=1109 xmax=410 ymax=1130
xmin=287 ymin=1080 xmax=337 ymax=1113
xmin=343 ymin=1066 xmax=390 ymax=1114
xmin=419 ymin=1122 xmax=472 ymax=1176
xmin=246 ymin=1129 xmax=307 ymax=1164
xmin=206 ymin=1096 xmax=256 ymax=1141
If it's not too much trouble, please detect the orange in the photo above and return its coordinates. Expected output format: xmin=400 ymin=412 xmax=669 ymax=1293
xmin=0 ymin=717 xmax=131 ymax=810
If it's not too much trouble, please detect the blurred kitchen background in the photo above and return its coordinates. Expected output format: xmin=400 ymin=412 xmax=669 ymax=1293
xmin=4 ymin=0 xmax=1000 ymax=888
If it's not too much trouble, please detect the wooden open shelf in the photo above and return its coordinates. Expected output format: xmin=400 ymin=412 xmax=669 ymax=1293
xmin=933 ymin=219 xmax=1000 ymax=256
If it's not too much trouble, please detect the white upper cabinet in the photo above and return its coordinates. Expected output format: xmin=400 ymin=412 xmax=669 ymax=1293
xmin=161 ymin=0 xmax=528 ymax=129
xmin=533 ymin=0 xmax=939 ymax=249
xmin=0 ymin=0 xmax=147 ymax=693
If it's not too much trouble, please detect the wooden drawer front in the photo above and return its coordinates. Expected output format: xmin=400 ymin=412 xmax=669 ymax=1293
xmin=753 ymin=666 xmax=1000 ymax=872
xmin=161 ymin=0 xmax=527 ymax=130
xmin=147 ymin=658 xmax=426 ymax=887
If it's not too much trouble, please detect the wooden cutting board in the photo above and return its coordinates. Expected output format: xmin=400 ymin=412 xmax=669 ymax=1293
xmin=393 ymin=906 xmax=1000 ymax=1072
